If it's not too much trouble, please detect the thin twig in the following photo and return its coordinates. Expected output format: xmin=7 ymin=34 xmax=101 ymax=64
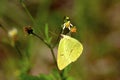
xmin=0 ymin=24 xmax=7 ymax=32
xmin=21 ymin=2 xmax=36 ymax=24
xmin=32 ymin=32 xmax=57 ymax=66
xmin=20 ymin=1 xmax=66 ymax=79
xmin=31 ymin=32 xmax=67 ymax=80
xmin=15 ymin=43 xmax=22 ymax=58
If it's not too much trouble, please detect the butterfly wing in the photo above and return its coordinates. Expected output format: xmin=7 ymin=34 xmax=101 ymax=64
xmin=67 ymin=36 xmax=83 ymax=62
xmin=57 ymin=35 xmax=83 ymax=70
xmin=57 ymin=36 xmax=71 ymax=70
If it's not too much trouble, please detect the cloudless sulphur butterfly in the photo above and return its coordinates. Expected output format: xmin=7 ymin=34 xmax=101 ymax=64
xmin=57 ymin=34 xmax=83 ymax=70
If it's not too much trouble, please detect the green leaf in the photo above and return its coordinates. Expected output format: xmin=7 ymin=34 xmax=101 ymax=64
xmin=39 ymin=74 xmax=50 ymax=80
xmin=39 ymin=73 xmax=57 ymax=80
xmin=48 ymin=37 xmax=52 ymax=44
xmin=63 ymin=65 xmax=71 ymax=77
xmin=45 ymin=24 xmax=49 ymax=40
xmin=50 ymin=69 xmax=61 ymax=80
xmin=20 ymin=72 xmax=39 ymax=80
xmin=44 ymin=24 xmax=52 ymax=44
xmin=66 ymin=77 xmax=75 ymax=80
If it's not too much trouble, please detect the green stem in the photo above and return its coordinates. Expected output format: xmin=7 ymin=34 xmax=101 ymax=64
xmin=52 ymin=27 xmax=62 ymax=48
xmin=49 ymin=46 xmax=57 ymax=67
xmin=60 ymin=70 xmax=66 ymax=80
xmin=14 ymin=43 xmax=22 ymax=58
xmin=21 ymin=2 xmax=36 ymax=24
xmin=0 ymin=24 xmax=7 ymax=32
xmin=32 ymin=32 xmax=67 ymax=80
xmin=32 ymin=32 xmax=57 ymax=66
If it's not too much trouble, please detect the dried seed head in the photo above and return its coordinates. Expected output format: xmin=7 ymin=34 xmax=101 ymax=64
xmin=24 ymin=26 xmax=33 ymax=35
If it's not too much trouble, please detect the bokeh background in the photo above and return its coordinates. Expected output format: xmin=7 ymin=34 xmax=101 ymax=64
xmin=0 ymin=0 xmax=120 ymax=80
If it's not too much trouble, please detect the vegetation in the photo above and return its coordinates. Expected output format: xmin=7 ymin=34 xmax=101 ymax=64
xmin=0 ymin=0 xmax=120 ymax=80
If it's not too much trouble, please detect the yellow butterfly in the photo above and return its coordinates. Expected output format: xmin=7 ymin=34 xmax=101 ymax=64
xmin=57 ymin=34 xmax=83 ymax=70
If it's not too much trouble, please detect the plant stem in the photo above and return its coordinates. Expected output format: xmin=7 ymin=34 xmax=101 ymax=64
xmin=0 ymin=24 xmax=7 ymax=32
xmin=20 ymin=1 xmax=66 ymax=79
xmin=32 ymin=32 xmax=67 ymax=80
xmin=21 ymin=2 xmax=36 ymax=24
xmin=32 ymin=32 xmax=57 ymax=66
xmin=49 ymin=46 xmax=57 ymax=67
xmin=15 ymin=43 xmax=22 ymax=58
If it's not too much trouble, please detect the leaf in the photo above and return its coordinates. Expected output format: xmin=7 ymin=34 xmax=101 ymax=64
xmin=44 ymin=24 xmax=52 ymax=44
xmin=45 ymin=23 xmax=49 ymax=40
xmin=51 ymin=69 xmax=61 ymax=80
xmin=66 ymin=77 xmax=75 ymax=80
xmin=39 ymin=74 xmax=50 ymax=80
xmin=39 ymin=73 xmax=58 ymax=80
xmin=20 ymin=72 xmax=39 ymax=80
xmin=62 ymin=65 xmax=71 ymax=78
xmin=48 ymin=37 xmax=52 ymax=44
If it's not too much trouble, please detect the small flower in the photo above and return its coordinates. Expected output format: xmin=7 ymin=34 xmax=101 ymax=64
xmin=8 ymin=28 xmax=18 ymax=40
xmin=65 ymin=16 xmax=70 ymax=20
xmin=63 ymin=21 xmax=73 ymax=30
xmin=8 ymin=28 xmax=18 ymax=46
xmin=64 ymin=16 xmax=70 ymax=22
xmin=70 ymin=26 xmax=77 ymax=33
xmin=62 ymin=16 xmax=77 ymax=35
xmin=23 ymin=26 xmax=33 ymax=35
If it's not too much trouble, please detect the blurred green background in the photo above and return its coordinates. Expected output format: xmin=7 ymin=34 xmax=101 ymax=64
xmin=0 ymin=0 xmax=120 ymax=80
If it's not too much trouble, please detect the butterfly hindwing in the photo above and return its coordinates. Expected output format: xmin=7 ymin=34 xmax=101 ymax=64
xmin=68 ymin=37 xmax=83 ymax=62
xmin=57 ymin=37 xmax=71 ymax=70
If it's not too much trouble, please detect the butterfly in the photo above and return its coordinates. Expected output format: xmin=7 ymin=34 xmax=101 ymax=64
xmin=57 ymin=34 xmax=83 ymax=70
